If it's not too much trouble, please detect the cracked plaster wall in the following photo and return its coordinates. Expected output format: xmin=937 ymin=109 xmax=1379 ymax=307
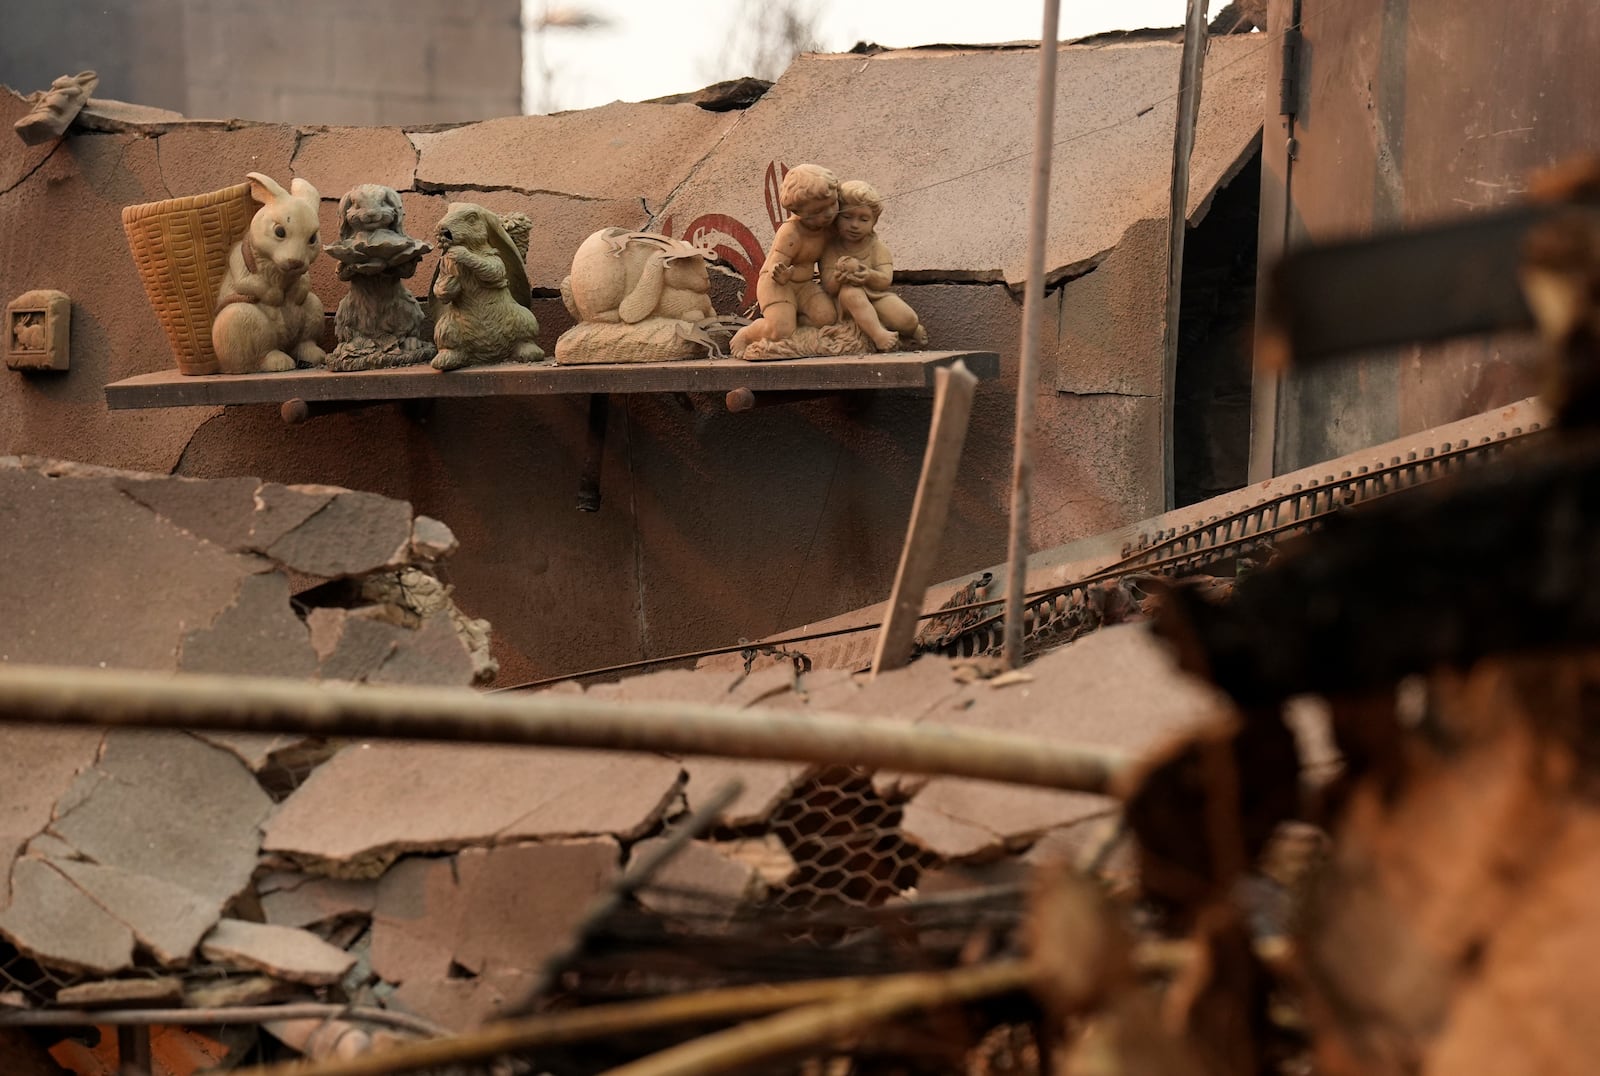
xmin=0 ymin=42 xmax=1258 ymax=683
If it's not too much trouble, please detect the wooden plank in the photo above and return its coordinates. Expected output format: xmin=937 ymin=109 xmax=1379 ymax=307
xmin=104 ymin=352 xmax=1000 ymax=410
xmin=871 ymin=361 xmax=979 ymax=676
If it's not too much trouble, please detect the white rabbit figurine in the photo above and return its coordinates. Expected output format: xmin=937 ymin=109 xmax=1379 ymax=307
xmin=211 ymin=171 xmax=326 ymax=374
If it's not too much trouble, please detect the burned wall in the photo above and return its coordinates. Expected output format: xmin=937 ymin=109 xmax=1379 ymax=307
xmin=1259 ymin=0 xmax=1600 ymax=474
xmin=0 ymin=40 xmax=1262 ymax=684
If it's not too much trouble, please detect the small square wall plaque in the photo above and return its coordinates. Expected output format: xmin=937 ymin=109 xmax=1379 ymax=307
xmin=6 ymin=290 xmax=70 ymax=371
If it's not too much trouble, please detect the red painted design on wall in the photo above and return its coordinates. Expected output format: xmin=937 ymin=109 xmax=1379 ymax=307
xmin=764 ymin=160 xmax=791 ymax=232
xmin=661 ymin=212 xmax=767 ymax=309
xmin=657 ymin=162 xmax=789 ymax=310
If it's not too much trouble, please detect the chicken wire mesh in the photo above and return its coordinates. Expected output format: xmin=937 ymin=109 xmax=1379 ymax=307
xmin=764 ymin=765 xmax=936 ymax=916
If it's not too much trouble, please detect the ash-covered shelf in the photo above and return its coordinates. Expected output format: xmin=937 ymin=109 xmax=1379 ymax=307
xmin=104 ymin=351 xmax=1000 ymax=410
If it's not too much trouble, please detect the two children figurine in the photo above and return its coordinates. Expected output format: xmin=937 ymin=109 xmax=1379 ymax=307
xmin=731 ymin=164 xmax=926 ymax=360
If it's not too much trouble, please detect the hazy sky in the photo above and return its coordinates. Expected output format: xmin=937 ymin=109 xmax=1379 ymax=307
xmin=523 ymin=1 xmax=1193 ymax=113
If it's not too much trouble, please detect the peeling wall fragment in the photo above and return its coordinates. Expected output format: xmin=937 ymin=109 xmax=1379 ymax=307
xmin=1 ymin=458 xmax=496 ymax=687
xmin=201 ymin=919 xmax=357 ymax=986
xmin=262 ymin=744 xmax=680 ymax=876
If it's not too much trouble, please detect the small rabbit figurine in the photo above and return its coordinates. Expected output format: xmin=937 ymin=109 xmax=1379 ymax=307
xmin=212 ymin=172 xmax=326 ymax=374
xmin=430 ymin=202 xmax=543 ymax=371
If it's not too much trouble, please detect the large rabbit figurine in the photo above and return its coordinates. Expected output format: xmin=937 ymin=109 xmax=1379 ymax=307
xmin=554 ymin=229 xmax=735 ymax=365
xmin=211 ymin=172 xmax=326 ymax=374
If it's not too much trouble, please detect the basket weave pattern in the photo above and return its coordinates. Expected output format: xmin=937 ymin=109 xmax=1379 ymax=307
xmin=122 ymin=183 xmax=255 ymax=375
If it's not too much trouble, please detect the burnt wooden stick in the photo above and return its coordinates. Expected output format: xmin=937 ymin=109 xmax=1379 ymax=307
xmin=873 ymin=360 xmax=979 ymax=674
xmin=600 ymin=960 xmax=1034 ymax=1076
xmin=1156 ymin=434 xmax=1600 ymax=706
xmin=236 ymin=964 xmax=1029 ymax=1076
xmin=0 ymin=664 xmax=1129 ymax=794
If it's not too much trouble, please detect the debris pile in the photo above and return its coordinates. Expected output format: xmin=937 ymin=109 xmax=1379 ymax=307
xmin=0 ymin=618 xmax=1225 ymax=1070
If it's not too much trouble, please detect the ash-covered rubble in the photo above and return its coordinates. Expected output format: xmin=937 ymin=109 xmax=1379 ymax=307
xmin=1 ymin=608 xmax=1259 ymax=1062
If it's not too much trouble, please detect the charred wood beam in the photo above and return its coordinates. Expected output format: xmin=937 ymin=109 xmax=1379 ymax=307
xmin=1156 ymin=434 xmax=1600 ymax=707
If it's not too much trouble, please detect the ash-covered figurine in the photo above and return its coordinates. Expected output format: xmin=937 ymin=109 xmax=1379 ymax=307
xmin=821 ymin=180 xmax=926 ymax=351
xmin=13 ymin=71 xmax=97 ymax=145
xmin=322 ymin=185 xmax=435 ymax=371
xmin=430 ymin=203 xmax=544 ymax=371
xmin=555 ymin=229 xmax=738 ymax=365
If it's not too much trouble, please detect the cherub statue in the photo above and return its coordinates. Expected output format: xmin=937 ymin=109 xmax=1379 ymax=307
xmin=429 ymin=203 xmax=544 ymax=371
xmin=729 ymin=163 xmax=839 ymax=357
xmin=820 ymin=180 xmax=926 ymax=351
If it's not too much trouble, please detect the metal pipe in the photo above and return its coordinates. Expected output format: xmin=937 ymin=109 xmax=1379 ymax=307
xmin=1003 ymin=0 xmax=1062 ymax=668
xmin=0 ymin=664 xmax=1128 ymax=796
xmin=1162 ymin=0 xmax=1211 ymax=508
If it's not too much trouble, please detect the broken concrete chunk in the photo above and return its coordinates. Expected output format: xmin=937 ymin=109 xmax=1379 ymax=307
xmin=191 ymin=731 xmax=312 ymax=773
xmin=358 ymin=569 xmax=497 ymax=685
xmin=263 ymin=490 xmax=414 ymax=578
xmin=0 ymin=859 xmax=133 ymax=975
xmin=882 ymin=626 xmax=1225 ymax=859
xmin=201 ymin=919 xmax=357 ymax=985
xmin=17 ymin=732 xmax=272 ymax=967
xmin=369 ymin=857 xmax=458 ymax=985
xmin=114 ymin=474 xmax=262 ymax=551
xmin=366 ymin=610 xmax=476 ymax=686
xmin=47 ymin=858 xmax=216 ymax=966
xmin=632 ymin=838 xmax=767 ymax=919
xmin=681 ymin=756 xmax=802 ymax=828
xmin=409 ymin=516 xmax=459 ymax=561
xmin=0 ymin=729 xmax=102 ymax=913
xmin=179 ymin=571 xmax=319 ymax=679
xmin=55 ymin=977 xmax=184 ymax=1008
xmin=248 ymin=483 xmax=335 ymax=552
xmin=895 ymin=797 xmax=1008 ymax=862
xmin=49 ymin=731 xmax=272 ymax=906
xmin=184 ymin=975 xmax=299 ymax=1009
xmin=311 ymin=611 xmax=407 ymax=683
xmin=453 ymin=839 xmax=619 ymax=976
xmin=306 ymin=607 xmax=347 ymax=662
xmin=260 ymin=873 xmax=378 ymax=930
xmin=263 ymin=743 xmax=679 ymax=874
xmin=0 ymin=463 xmax=265 ymax=670
xmin=373 ymin=840 xmax=619 ymax=1032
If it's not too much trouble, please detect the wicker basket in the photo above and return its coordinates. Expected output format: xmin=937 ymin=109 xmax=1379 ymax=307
xmin=122 ymin=183 xmax=256 ymax=375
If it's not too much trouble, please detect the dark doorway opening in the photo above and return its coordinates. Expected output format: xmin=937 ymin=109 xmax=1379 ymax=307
xmin=1174 ymin=149 xmax=1261 ymax=508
